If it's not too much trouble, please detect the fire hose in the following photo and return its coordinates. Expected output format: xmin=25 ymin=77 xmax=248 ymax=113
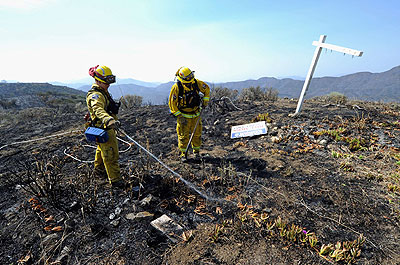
xmin=119 ymin=128 xmax=226 ymax=203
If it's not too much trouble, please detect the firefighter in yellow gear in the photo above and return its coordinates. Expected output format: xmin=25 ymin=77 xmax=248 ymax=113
xmin=86 ymin=65 xmax=122 ymax=186
xmin=168 ymin=67 xmax=210 ymax=160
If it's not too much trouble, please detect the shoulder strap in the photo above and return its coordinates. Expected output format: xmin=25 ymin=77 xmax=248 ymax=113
xmin=177 ymin=81 xmax=184 ymax=109
xmin=177 ymin=81 xmax=184 ymax=99
xmin=192 ymin=79 xmax=200 ymax=93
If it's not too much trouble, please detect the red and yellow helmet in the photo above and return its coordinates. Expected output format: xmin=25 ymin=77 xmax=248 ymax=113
xmin=89 ymin=65 xmax=116 ymax=84
xmin=176 ymin=66 xmax=195 ymax=84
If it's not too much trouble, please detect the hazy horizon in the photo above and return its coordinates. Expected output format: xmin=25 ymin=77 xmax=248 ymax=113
xmin=2 ymin=64 xmax=398 ymax=85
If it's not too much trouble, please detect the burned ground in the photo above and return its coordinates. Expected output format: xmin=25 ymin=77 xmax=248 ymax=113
xmin=1 ymin=98 xmax=400 ymax=265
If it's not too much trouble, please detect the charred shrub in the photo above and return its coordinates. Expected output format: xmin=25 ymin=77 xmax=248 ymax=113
xmin=17 ymin=108 xmax=43 ymax=122
xmin=209 ymin=88 xmax=241 ymax=114
xmin=0 ymin=98 xmax=17 ymax=109
xmin=4 ymin=154 xmax=67 ymax=209
xmin=70 ymin=165 xmax=100 ymax=214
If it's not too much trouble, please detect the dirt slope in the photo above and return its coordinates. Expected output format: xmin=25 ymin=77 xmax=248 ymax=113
xmin=0 ymin=98 xmax=399 ymax=264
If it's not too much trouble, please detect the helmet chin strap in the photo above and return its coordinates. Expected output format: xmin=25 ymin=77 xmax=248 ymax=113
xmin=95 ymin=80 xmax=109 ymax=90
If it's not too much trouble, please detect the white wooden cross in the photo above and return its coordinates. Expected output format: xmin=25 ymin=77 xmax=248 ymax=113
xmin=293 ymin=35 xmax=363 ymax=115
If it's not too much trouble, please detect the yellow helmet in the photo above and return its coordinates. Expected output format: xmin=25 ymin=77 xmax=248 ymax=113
xmin=89 ymin=65 xmax=116 ymax=84
xmin=176 ymin=66 xmax=195 ymax=83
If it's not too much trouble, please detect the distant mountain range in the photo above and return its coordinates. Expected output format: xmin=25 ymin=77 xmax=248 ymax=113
xmin=1 ymin=66 xmax=400 ymax=107
xmin=75 ymin=82 xmax=175 ymax=105
xmin=213 ymin=65 xmax=400 ymax=102
xmin=100 ymin=65 xmax=400 ymax=104
xmin=50 ymin=77 xmax=160 ymax=89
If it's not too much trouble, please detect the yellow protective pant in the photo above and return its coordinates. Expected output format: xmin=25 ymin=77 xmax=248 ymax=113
xmin=177 ymin=115 xmax=202 ymax=153
xmin=94 ymin=129 xmax=121 ymax=183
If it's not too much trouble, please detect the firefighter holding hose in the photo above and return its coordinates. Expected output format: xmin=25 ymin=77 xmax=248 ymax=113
xmin=168 ymin=67 xmax=210 ymax=162
xmin=86 ymin=65 xmax=124 ymax=188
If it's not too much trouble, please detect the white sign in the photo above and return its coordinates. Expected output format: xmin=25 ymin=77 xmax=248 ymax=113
xmin=231 ymin=121 xmax=268 ymax=139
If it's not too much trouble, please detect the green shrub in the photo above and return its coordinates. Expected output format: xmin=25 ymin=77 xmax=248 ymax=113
xmin=239 ymin=86 xmax=265 ymax=101
xmin=264 ymin=87 xmax=279 ymax=101
xmin=211 ymin=86 xmax=239 ymax=101
xmin=325 ymin=92 xmax=348 ymax=104
xmin=121 ymin=94 xmax=143 ymax=109
xmin=239 ymin=86 xmax=279 ymax=102
xmin=252 ymin=113 xmax=272 ymax=123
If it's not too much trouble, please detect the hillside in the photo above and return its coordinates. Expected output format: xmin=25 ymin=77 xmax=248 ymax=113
xmin=0 ymin=83 xmax=86 ymax=109
xmin=215 ymin=66 xmax=400 ymax=101
xmin=0 ymin=97 xmax=399 ymax=264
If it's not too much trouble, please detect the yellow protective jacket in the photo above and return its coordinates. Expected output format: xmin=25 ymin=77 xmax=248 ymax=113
xmin=168 ymin=79 xmax=210 ymax=118
xmin=86 ymin=84 xmax=118 ymax=128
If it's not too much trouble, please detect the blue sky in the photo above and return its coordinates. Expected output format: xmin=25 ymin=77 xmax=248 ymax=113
xmin=0 ymin=0 xmax=399 ymax=83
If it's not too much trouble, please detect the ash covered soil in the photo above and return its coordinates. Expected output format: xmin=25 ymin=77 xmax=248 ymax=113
xmin=1 ymin=98 xmax=400 ymax=265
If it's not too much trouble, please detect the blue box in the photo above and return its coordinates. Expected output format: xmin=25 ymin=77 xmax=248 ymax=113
xmin=85 ymin=127 xmax=109 ymax=143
